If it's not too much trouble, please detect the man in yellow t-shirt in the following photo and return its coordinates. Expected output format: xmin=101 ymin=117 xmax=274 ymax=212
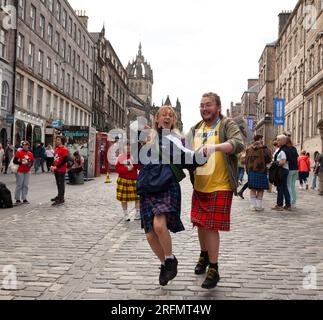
xmin=189 ymin=92 xmax=244 ymax=290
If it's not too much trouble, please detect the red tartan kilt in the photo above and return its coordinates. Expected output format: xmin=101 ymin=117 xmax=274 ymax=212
xmin=191 ymin=190 xmax=233 ymax=231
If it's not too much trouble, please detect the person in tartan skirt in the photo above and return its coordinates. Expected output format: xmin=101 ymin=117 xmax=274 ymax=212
xmin=115 ymin=144 xmax=140 ymax=222
xmin=133 ymin=105 xmax=209 ymax=287
xmin=245 ymin=135 xmax=273 ymax=211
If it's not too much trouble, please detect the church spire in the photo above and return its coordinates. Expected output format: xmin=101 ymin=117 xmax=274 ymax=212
xmin=138 ymin=42 xmax=142 ymax=57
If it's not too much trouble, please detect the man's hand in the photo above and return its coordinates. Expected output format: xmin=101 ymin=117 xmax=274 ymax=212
xmin=202 ymin=144 xmax=219 ymax=156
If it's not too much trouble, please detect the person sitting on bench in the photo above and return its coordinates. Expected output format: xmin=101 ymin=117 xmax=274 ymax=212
xmin=68 ymin=151 xmax=84 ymax=185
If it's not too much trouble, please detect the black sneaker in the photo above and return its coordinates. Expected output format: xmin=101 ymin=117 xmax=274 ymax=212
xmin=162 ymin=256 xmax=178 ymax=284
xmin=23 ymin=200 xmax=29 ymax=204
xmin=201 ymin=267 xmax=220 ymax=289
xmin=51 ymin=196 xmax=58 ymax=202
xmin=16 ymin=200 xmax=22 ymax=205
xmin=159 ymin=264 xmax=168 ymax=286
xmin=52 ymin=199 xmax=65 ymax=206
xmin=194 ymin=255 xmax=209 ymax=275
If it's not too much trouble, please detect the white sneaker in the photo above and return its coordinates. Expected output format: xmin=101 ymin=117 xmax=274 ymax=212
xmin=256 ymin=207 xmax=264 ymax=212
xmin=124 ymin=211 xmax=130 ymax=222
xmin=134 ymin=212 xmax=141 ymax=220
xmin=250 ymin=206 xmax=257 ymax=212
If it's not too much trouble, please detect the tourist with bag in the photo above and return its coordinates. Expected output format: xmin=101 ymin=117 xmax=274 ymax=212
xmin=245 ymin=135 xmax=272 ymax=211
xmin=271 ymin=135 xmax=291 ymax=211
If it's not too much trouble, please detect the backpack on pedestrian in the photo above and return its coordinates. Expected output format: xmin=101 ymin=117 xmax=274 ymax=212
xmin=0 ymin=182 xmax=13 ymax=209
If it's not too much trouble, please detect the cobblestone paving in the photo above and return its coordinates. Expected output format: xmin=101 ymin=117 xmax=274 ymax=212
xmin=0 ymin=173 xmax=323 ymax=300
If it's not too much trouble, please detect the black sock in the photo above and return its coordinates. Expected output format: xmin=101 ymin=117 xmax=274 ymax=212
xmin=200 ymin=251 xmax=208 ymax=258
xmin=209 ymin=263 xmax=218 ymax=270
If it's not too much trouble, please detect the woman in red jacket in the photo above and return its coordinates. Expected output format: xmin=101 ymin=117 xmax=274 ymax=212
xmin=115 ymin=143 xmax=140 ymax=221
xmin=298 ymin=150 xmax=311 ymax=190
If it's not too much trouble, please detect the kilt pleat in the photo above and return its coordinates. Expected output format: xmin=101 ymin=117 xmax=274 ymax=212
xmin=140 ymin=181 xmax=185 ymax=234
xmin=191 ymin=190 xmax=233 ymax=232
xmin=116 ymin=177 xmax=140 ymax=202
xmin=248 ymin=171 xmax=269 ymax=190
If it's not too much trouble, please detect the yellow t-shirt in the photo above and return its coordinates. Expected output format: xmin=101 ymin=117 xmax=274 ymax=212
xmin=193 ymin=121 xmax=232 ymax=193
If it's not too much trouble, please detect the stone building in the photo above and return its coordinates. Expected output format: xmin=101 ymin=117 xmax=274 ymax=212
xmin=13 ymin=1 xmax=94 ymax=148
xmin=275 ymin=0 xmax=323 ymax=156
xmin=0 ymin=0 xmax=15 ymax=146
xmin=256 ymin=42 xmax=276 ymax=148
xmin=227 ymin=102 xmax=242 ymax=118
xmin=91 ymin=26 xmax=128 ymax=132
xmin=240 ymin=79 xmax=259 ymax=130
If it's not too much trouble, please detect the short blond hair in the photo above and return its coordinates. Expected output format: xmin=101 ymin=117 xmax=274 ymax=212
xmin=154 ymin=105 xmax=178 ymax=130
xmin=277 ymin=135 xmax=287 ymax=144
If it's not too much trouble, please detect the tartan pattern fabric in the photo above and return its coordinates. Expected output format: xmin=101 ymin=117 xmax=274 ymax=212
xmin=116 ymin=177 xmax=140 ymax=202
xmin=248 ymin=171 xmax=269 ymax=190
xmin=140 ymin=181 xmax=185 ymax=234
xmin=191 ymin=190 xmax=233 ymax=231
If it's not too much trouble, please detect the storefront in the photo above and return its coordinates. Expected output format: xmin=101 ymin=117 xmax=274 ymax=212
xmin=13 ymin=110 xmax=45 ymax=149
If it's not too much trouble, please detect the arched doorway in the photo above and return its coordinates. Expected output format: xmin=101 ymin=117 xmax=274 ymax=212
xmin=26 ymin=124 xmax=32 ymax=145
xmin=0 ymin=128 xmax=7 ymax=147
xmin=15 ymin=120 xmax=26 ymax=148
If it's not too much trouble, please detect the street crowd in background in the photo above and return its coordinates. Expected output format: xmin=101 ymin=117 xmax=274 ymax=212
xmin=237 ymin=133 xmax=323 ymax=212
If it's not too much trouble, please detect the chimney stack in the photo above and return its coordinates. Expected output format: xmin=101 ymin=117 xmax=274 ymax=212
xmin=76 ymin=10 xmax=89 ymax=29
xmin=278 ymin=11 xmax=292 ymax=36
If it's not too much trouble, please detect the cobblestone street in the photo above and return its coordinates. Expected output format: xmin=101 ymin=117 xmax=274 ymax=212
xmin=0 ymin=173 xmax=323 ymax=300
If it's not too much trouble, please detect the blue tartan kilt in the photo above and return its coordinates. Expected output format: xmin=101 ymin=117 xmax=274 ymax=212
xmin=248 ymin=171 xmax=269 ymax=190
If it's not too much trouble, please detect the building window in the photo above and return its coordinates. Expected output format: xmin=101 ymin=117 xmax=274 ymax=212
xmin=68 ymin=17 xmax=72 ymax=35
xmin=73 ymin=23 xmax=77 ymax=41
xmin=77 ymin=29 xmax=81 ymax=46
xmin=46 ymin=57 xmax=51 ymax=80
xmin=37 ymin=85 xmax=43 ymax=115
xmin=38 ymin=50 xmax=44 ymax=76
xmin=56 ymin=1 xmax=61 ymax=22
xmin=62 ymin=9 xmax=67 ymax=28
xmin=15 ymin=74 xmax=23 ymax=107
xmin=320 ymin=44 xmax=323 ymax=70
xmin=48 ymin=0 xmax=53 ymax=12
xmin=53 ymin=95 xmax=58 ymax=119
xmin=54 ymin=31 xmax=59 ymax=52
xmin=39 ymin=14 xmax=45 ymax=38
xmin=17 ymin=33 xmax=24 ymax=61
xmin=53 ymin=63 xmax=58 ymax=85
xmin=0 ymin=28 xmax=7 ymax=59
xmin=60 ymin=68 xmax=65 ymax=90
xmin=30 ymin=5 xmax=36 ymax=30
xmin=45 ymin=90 xmax=51 ymax=119
xmin=72 ymin=50 xmax=76 ymax=68
xmin=1 ymin=81 xmax=9 ymax=110
xmin=27 ymin=80 xmax=34 ymax=111
xmin=61 ymin=38 xmax=66 ymax=59
xmin=82 ymin=36 xmax=86 ymax=51
xmin=67 ymin=45 xmax=71 ymax=64
xmin=81 ymin=60 xmax=85 ymax=77
xmin=76 ymin=55 xmax=80 ymax=72
xmin=48 ymin=24 xmax=53 ymax=46
xmin=308 ymin=99 xmax=313 ymax=138
xmin=76 ymin=81 xmax=79 ymax=99
xmin=81 ymin=85 xmax=84 ymax=102
xmin=66 ymin=73 xmax=71 ymax=94
xmin=28 ymin=42 xmax=34 ymax=68
xmin=294 ymin=34 xmax=298 ymax=56
xmin=18 ymin=0 xmax=26 ymax=19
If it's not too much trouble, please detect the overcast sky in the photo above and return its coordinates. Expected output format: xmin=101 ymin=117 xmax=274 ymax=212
xmin=70 ymin=0 xmax=298 ymax=132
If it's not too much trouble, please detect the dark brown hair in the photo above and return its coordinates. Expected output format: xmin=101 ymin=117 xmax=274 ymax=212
xmin=202 ymin=92 xmax=222 ymax=108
